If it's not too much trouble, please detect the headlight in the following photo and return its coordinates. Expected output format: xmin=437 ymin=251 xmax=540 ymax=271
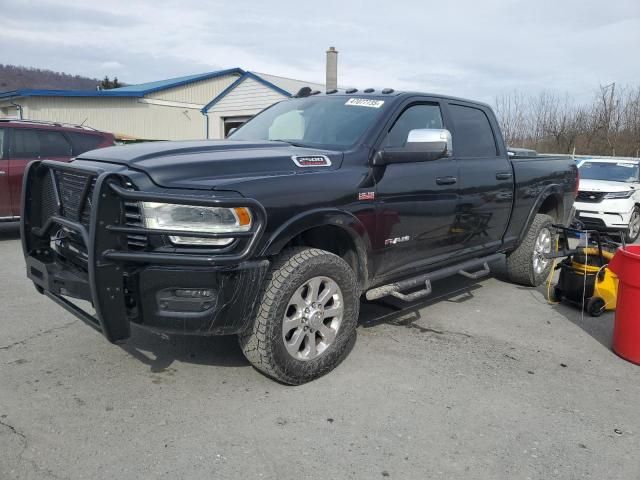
xmin=141 ymin=202 xmax=252 ymax=246
xmin=604 ymin=190 xmax=634 ymax=199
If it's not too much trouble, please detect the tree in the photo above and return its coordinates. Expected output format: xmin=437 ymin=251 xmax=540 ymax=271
xmin=494 ymin=91 xmax=527 ymax=146
xmin=99 ymin=76 xmax=123 ymax=90
xmin=493 ymin=83 xmax=640 ymax=157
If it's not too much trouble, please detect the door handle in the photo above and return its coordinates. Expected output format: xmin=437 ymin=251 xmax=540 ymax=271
xmin=435 ymin=176 xmax=457 ymax=185
xmin=496 ymin=172 xmax=513 ymax=180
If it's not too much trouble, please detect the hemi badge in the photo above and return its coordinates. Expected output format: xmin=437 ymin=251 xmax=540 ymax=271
xmin=358 ymin=191 xmax=375 ymax=201
xmin=291 ymin=155 xmax=332 ymax=168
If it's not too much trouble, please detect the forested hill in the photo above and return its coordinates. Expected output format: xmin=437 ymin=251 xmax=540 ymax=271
xmin=0 ymin=64 xmax=100 ymax=92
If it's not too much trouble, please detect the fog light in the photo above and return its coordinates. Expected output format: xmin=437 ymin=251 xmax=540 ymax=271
xmin=174 ymin=289 xmax=213 ymax=298
xmin=156 ymin=288 xmax=217 ymax=313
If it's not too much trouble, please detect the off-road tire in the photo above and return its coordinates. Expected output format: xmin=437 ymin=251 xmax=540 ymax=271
xmin=506 ymin=213 xmax=556 ymax=287
xmin=239 ymin=248 xmax=359 ymax=385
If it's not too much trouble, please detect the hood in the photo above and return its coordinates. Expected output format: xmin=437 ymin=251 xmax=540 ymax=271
xmin=578 ymin=178 xmax=636 ymax=193
xmin=78 ymin=140 xmax=344 ymax=190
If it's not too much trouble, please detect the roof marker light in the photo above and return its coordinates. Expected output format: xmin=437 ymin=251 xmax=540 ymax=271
xmin=381 ymin=88 xmax=394 ymax=94
xmin=294 ymin=87 xmax=312 ymax=98
xmin=345 ymin=88 xmax=358 ymax=94
xmin=364 ymin=88 xmax=375 ymax=93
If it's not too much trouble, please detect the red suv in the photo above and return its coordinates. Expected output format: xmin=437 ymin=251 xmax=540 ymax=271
xmin=0 ymin=120 xmax=115 ymax=220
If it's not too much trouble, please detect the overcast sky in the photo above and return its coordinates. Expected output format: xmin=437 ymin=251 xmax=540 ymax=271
xmin=2 ymin=0 xmax=639 ymax=103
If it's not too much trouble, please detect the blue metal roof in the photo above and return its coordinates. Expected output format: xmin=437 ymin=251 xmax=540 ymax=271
xmin=108 ymin=67 xmax=245 ymax=94
xmin=0 ymin=67 xmax=246 ymax=99
xmin=0 ymin=88 xmax=142 ymax=99
xmin=0 ymin=68 xmax=300 ymax=110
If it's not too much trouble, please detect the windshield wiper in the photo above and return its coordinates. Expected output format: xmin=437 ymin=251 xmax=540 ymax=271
xmin=274 ymin=139 xmax=311 ymax=148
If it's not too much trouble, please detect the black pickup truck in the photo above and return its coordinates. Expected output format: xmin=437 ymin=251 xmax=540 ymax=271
xmin=21 ymin=89 xmax=578 ymax=384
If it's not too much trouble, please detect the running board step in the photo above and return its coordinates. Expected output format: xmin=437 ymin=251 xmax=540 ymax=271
xmin=365 ymin=253 xmax=504 ymax=302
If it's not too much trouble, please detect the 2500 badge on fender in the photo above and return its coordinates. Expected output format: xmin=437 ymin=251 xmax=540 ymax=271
xmin=21 ymin=88 xmax=578 ymax=384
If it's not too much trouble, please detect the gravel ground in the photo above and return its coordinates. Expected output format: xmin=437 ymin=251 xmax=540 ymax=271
xmin=1 ymin=222 xmax=639 ymax=480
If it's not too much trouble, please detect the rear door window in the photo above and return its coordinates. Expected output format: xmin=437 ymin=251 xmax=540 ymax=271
xmin=13 ymin=129 xmax=72 ymax=158
xmin=66 ymin=132 xmax=105 ymax=156
xmin=448 ymin=104 xmax=497 ymax=157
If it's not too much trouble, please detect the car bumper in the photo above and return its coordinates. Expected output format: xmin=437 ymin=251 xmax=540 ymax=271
xmin=573 ymin=200 xmax=635 ymax=231
xmin=26 ymin=253 xmax=269 ymax=337
xmin=21 ymin=160 xmax=268 ymax=342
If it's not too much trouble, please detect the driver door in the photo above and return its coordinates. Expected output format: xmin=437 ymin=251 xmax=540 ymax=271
xmin=373 ymin=101 xmax=460 ymax=280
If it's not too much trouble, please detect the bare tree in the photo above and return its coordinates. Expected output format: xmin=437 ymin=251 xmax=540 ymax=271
xmin=494 ymin=91 xmax=528 ymax=146
xmin=595 ymin=83 xmax=626 ymax=155
xmin=493 ymin=83 xmax=640 ymax=157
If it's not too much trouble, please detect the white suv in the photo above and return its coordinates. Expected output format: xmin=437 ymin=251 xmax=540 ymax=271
xmin=574 ymin=159 xmax=640 ymax=243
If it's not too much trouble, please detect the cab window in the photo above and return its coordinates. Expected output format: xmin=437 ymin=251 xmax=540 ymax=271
xmin=448 ymin=104 xmax=497 ymax=157
xmin=385 ymin=104 xmax=444 ymax=148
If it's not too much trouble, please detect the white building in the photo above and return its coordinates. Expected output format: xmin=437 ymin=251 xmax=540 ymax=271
xmin=0 ymin=68 xmax=325 ymax=141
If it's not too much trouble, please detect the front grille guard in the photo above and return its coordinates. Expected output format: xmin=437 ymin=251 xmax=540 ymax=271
xmin=21 ymin=160 xmax=267 ymax=342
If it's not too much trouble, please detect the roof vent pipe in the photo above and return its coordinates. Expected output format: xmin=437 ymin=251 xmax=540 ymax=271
xmin=326 ymin=47 xmax=338 ymax=91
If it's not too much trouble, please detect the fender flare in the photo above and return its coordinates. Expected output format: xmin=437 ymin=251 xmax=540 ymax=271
xmin=260 ymin=208 xmax=373 ymax=287
xmin=517 ymin=184 xmax=565 ymax=243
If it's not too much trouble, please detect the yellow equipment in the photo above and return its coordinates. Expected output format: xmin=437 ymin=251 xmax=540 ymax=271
xmin=551 ymin=229 xmax=620 ymax=317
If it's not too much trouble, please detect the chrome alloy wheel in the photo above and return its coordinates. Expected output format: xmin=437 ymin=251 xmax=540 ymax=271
xmin=533 ymin=227 xmax=552 ymax=275
xmin=629 ymin=210 xmax=640 ymax=240
xmin=282 ymin=276 xmax=344 ymax=361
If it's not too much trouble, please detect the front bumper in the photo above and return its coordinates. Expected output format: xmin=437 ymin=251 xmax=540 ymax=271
xmin=21 ymin=160 xmax=268 ymax=342
xmin=573 ymin=199 xmax=635 ymax=232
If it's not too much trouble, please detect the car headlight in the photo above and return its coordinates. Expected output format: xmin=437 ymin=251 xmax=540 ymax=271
xmin=141 ymin=202 xmax=252 ymax=246
xmin=604 ymin=190 xmax=634 ymax=199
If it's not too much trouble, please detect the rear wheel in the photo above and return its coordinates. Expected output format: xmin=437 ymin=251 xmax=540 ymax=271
xmin=624 ymin=207 xmax=640 ymax=243
xmin=505 ymin=214 xmax=556 ymax=287
xmin=239 ymin=248 xmax=359 ymax=385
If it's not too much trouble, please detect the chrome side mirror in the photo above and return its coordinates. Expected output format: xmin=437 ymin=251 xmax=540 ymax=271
xmin=405 ymin=128 xmax=452 ymax=157
xmin=374 ymin=128 xmax=453 ymax=165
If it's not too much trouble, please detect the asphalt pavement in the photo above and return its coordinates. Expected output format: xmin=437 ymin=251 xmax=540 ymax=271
xmin=1 ymin=222 xmax=639 ymax=480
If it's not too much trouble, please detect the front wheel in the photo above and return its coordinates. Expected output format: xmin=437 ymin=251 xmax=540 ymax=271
xmin=505 ymin=214 xmax=556 ymax=287
xmin=239 ymin=248 xmax=359 ymax=385
xmin=624 ymin=206 xmax=640 ymax=243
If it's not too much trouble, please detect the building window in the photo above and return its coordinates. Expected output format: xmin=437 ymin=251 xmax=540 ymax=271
xmin=224 ymin=116 xmax=252 ymax=137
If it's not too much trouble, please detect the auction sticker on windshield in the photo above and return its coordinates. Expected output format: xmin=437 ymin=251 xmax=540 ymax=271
xmin=345 ymin=98 xmax=385 ymax=108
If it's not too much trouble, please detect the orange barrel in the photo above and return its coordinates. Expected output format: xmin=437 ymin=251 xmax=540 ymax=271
xmin=608 ymin=245 xmax=640 ymax=365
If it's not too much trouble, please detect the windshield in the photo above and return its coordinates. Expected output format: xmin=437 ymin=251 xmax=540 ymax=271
xmin=579 ymin=161 xmax=640 ymax=183
xmin=229 ymin=96 xmax=388 ymax=149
